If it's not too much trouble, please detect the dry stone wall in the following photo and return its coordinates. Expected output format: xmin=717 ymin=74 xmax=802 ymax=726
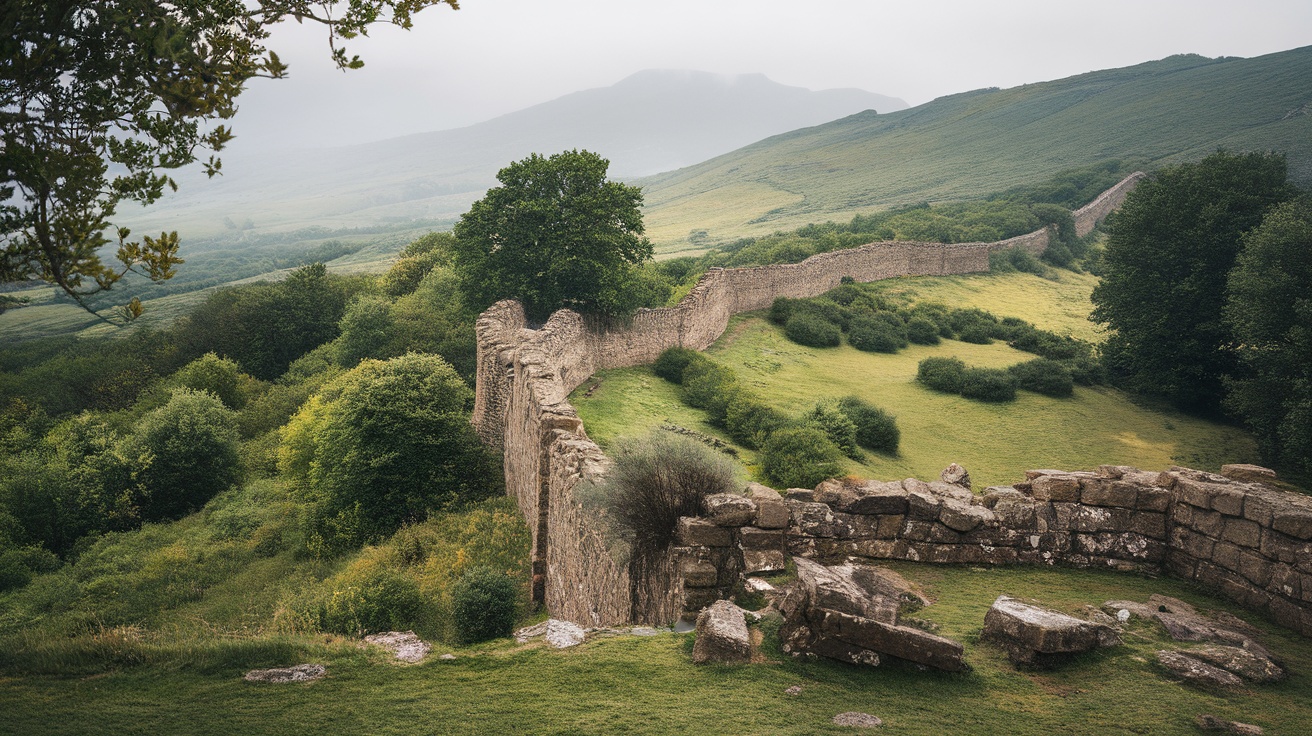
xmin=472 ymin=174 xmax=1144 ymax=627
xmin=674 ymin=465 xmax=1312 ymax=637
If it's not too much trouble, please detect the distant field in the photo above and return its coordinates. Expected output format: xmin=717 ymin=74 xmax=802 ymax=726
xmin=572 ymin=271 xmax=1258 ymax=488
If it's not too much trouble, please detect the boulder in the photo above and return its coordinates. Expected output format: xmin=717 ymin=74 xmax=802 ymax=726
xmin=1182 ymin=645 xmax=1285 ymax=683
xmin=1220 ymin=464 xmax=1278 ymax=484
xmin=746 ymin=483 xmax=790 ymax=529
xmin=704 ymin=494 xmax=757 ymax=527
xmin=363 ymin=631 xmax=430 ymax=663
xmin=941 ymin=463 xmax=971 ymax=490
xmin=1196 ymin=715 xmax=1265 ymax=735
xmin=847 ymin=480 xmax=910 ymax=515
xmin=743 ymin=549 xmax=787 ymax=575
xmin=243 ymin=664 xmax=326 ymax=683
xmin=813 ymin=608 xmax=968 ymax=672
xmin=514 ymin=619 xmax=587 ymax=649
xmin=1156 ymin=650 xmax=1244 ymax=689
xmin=677 ymin=517 xmax=732 ymax=547
xmin=939 ymin=498 xmax=994 ymax=532
xmin=692 ymin=599 xmax=752 ymax=664
xmin=832 ymin=712 xmax=883 ymax=728
xmin=983 ymin=596 xmax=1119 ymax=666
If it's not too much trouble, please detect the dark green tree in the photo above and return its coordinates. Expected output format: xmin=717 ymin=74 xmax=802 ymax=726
xmin=1090 ymin=151 xmax=1292 ymax=411
xmin=452 ymin=150 xmax=653 ymax=321
xmin=130 ymin=388 xmax=241 ymax=521
xmin=0 ymin=0 xmax=457 ymax=320
xmin=1225 ymin=198 xmax=1312 ymax=476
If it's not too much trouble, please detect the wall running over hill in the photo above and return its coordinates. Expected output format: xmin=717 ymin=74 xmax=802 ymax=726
xmin=471 ymin=173 xmax=1144 ymax=626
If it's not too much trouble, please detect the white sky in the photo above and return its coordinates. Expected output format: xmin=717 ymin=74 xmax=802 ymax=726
xmin=227 ymin=0 xmax=1312 ymax=152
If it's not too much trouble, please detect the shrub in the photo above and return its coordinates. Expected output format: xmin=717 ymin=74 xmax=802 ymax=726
xmin=805 ymin=402 xmax=861 ymax=459
xmin=680 ymin=359 xmax=737 ymax=410
xmin=989 ymin=246 xmax=1047 ymax=275
xmin=335 ymin=295 xmax=398 ymax=367
xmin=957 ymin=325 xmax=993 ymax=344
xmin=769 ymin=297 xmax=801 ymax=325
xmin=784 ymin=312 xmax=841 ymax=348
xmin=838 ymin=396 xmax=900 ymax=454
xmin=907 ymin=303 xmax=953 ymax=338
xmin=724 ymin=398 xmax=790 ymax=449
xmin=131 ymin=389 xmax=242 ymax=522
xmin=1008 ymin=326 xmax=1087 ymax=360
xmin=171 ymin=353 xmax=249 ymax=410
xmin=760 ymin=427 xmax=845 ymax=489
xmin=317 ymin=569 xmax=428 ymax=637
xmin=905 ymin=318 xmax=941 ymax=345
xmin=1064 ymin=355 xmax=1107 ymax=386
xmin=917 ymin=357 xmax=966 ymax=393
xmin=450 ymin=566 xmax=519 ymax=643
xmin=0 ymin=544 xmax=60 ymax=592
xmin=848 ymin=316 xmax=905 ymax=353
xmin=652 ymin=347 xmax=701 ymax=383
xmin=959 ymin=367 xmax=1018 ymax=402
xmin=1009 ymin=358 xmax=1075 ymax=398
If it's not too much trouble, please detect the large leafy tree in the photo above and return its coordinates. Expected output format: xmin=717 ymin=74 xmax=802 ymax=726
xmin=1090 ymin=151 xmax=1292 ymax=412
xmin=452 ymin=150 xmax=654 ymax=322
xmin=0 ymin=0 xmax=456 ymax=320
xmin=1225 ymin=198 xmax=1312 ymax=476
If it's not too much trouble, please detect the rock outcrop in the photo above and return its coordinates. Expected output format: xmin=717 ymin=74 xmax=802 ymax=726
xmin=982 ymin=595 xmax=1119 ymax=666
xmin=363 ymin=631 xmax=431 ymax=663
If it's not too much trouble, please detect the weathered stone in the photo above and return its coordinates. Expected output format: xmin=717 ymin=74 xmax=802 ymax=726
xmin=1272 ymin=508 xmax=1312 ymax=540
xmin=682 ymin=559 xmax=719 ymax=588
xmin=243 ymin=664 xmax=326 ymax=683
xmin=982 ymin=595 xmax=1119 ymax=666
xmin=810 ymin=637 xmax=882 ymax=667
xmin=747 ymin=483 xmax=790 ymax=529
xmin=1079 ymin=479 xmax=1138 ymax=508
xmin=814 ymin=479 xmax=859 ymax=510
xmin=832 ymin=712 xmax=884 ymax=728
xmin=1221 ymin=464 xmax=1278 ymax=484
xmin=738 ymin=526 xmax=786 ymax=550
xmin=1156 ymin=650 xmax=1243 ymax=689
xmin=744 ymin=577 xmax=777 ymax=595
xmin=793 ymin=558 xmax=898 ymax=623
xmin=784 ymin=488 xmax=816 ymax=502
xmin=1103 ymin=600 xmax=1157 ymax=621
xmin=1190 ymin=509 xmax=1224 ymax=537
xmin=1237 ymin=551 xmax=1273 ymax=588
xmin=813 ymin=608 xmax=968 ymax=672
xmin=993 ymin=497 xmax=1038 ymax=528
xmin=513 ymin=619 xmax=587 ymax=649
xmin=1031 ymin=475 xmax=1081 ymax=503
xmin=906 ymin=488 xmax=941 ymax=520
xmin=846 ymin=480 xmax=910 ymax=515
xmin=1183 ymin=645 xmax=1285 ymax=683
xmin=1071 ymin=505 xmax=1131 ymax=533
xmin=704 ymin=493 xmax=758 ymax=527
xmin=1195 ymin=714 xmax=1265 ymax=735
xmin=1129 ymin=512 xmax=1168 ymax=539
xmin=1136 ymin=486 xmax=1173 ymax=513
xmin=941 ymin=462 xmax=971 ymax=490
xmin=1210 ymin=487 xmax=1247 ymax=517
xmin=927 ymin=480 xmax=973 ymax=503
xmin=939 ymin=499 xmax=994 ymax=532
xmin=363 ymin=631 xmax=431 ymax=663
xmin=791 ymin=501 xmax=841 ymax=537
xmin=981 ymin=486 xmax=1022 ymax=506
xmin=1223 ymin=518 xmax=1262 ymax=550
xmin=692 ymin=600 xmax=752 ymax=664
xmin=677 ymin=517 xmax=732 ymax=547
xmin=1097 ymin=465 xmax=1135 ymax=479
xmin=743 ymin=549 xmax=787 ymax=575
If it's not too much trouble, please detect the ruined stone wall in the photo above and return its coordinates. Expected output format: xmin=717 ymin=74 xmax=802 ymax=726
xmin=472 ymin=174 xmax=1144 ymax=627
xmin=674 ymin=465 xmax=1312 ymax=637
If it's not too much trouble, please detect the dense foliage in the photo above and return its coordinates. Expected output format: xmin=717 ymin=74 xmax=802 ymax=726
xmin=451 ymin=566 xmax=520 ymax=644
xmin=453 ymin=150 xmax=658 ymax=321
xmin=760 ymin=427 xmax=846 ymax=489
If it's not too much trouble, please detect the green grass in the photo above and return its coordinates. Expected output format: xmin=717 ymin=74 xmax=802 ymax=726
xmin=572 ymin=271 xmax=1258 ymax=488
xmin=637 ymin=47 xmax=1312 ymax=252
xmin=2 ymin=564 xmax=1307 ymax=735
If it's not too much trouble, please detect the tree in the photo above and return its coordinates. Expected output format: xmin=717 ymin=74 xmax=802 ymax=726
xmin=1090 ymin=151 xmax=1292 ymax=412
xmin=1225 ymin=198 xmax=1312 ymax=476
xmin=452 ymin=150 xmax=653 ymax=322
xmin=0 ymin=0 xmax=457 ymax=320
xmin=130 ymin=388 xmax=241 ymax=521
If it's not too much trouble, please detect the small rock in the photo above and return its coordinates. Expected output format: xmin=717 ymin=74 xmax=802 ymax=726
xmin=703 ymin=493 xmax=758 ymax=526
xmin=515 ymin=619 xmax=587 ymax=648
xmin=832 ymin=712 xmax=883 ymax=728
xmin=1196 ymin=714 xmax=1264 ymax=735
xmin=439 ymin=653 xmax=457 ymax=660
xmin=745 ymin=577 xmax=778 ymax=595
xmin=243 ymin=664 xmax=326 ymax=683
xmin=1116 ymin=609 xmax=1131 ymax=624
xmin=784 ymin=685 xmax=803 ymax=696
xmin=941 ymin=463 xmax=971 ymax=490
xmin=363 ymin=631 xmax=431 ymax=663
xmin=630 ymin=626 xmax=662 ymax=637
xmin=1156 ymin=650 xmax=1244 ymax=689
xmin=692 ymin=599 xmax=752 ymax=664
xmin=1220 ymin=464 xmax=1277 ymax=484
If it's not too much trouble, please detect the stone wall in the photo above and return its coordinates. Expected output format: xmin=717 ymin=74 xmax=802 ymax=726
xmin=674 ymin=465 xmax=1312 ymax=637
xmin=471 ymin=174 xmax=1144 ymax=627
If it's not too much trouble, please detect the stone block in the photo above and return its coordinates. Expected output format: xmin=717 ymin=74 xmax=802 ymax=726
xmin=847 ymin=480 xmax=910 ymax=515
xmin=812 ymin=608 xmax=968 ymax=672
xmin=1267 ymin=565 xmax=1301 ymax=600
xmin=1136 ymin=486 xmax=1173 ymax=513
xmin=981 ymin=486 xmax=1022 ymax=507
xmin=1097 ymin=465 xmax=1132 ymax=479
xmin=1210 ymin=487 xmax=1246 ymax=517
xmin=941 ymin=462 xmax=971 ymax=490
xmin=1272 ymin=508 xmax=1312 ymax=540
xmin=1129 ymin=512 xmax=1168 ymax=539
xmin=1031 ymin=475 xmax=1081 ymax=503
xmin=682 ymin=559 xmax=719 ymax=588
xmin=677 ymin=517 xmax=733 ymax=547
xmin=1221 ymin=518 xmax=1262 ymax=549
xmin=1189 ymin=509 xmax=1224 ymax=538
xmin=1156 ymin=650 xmax=1243 ymax=689
xmin=906 ymin=489 xmax=941 ymax=520
xmin=901 ymin=519 xmax=934 ymax=542
xmin=1080 ymin=479 xmax=1138 ymax=508
xmin=1243 ymin=493 xmax=1278 ymax=526
xmin=1171 ymin=502 xmax=1193 ymax=526
xmin=876 ymin=514 xmax=905 ymax=539
xmin=784 ymin=488 xmax=815 ymax=502
xmin=682 ymin=587 xmax=720 ymax=613
xmin=813 ymin=479 xmax=857 ymax=509
xmin=1237 ymin=551 xmax=1273 ymax=588
xmin=790 ymin=501 xmax=840 ymax=537
xmin=1212 ymin=541 xmax=1242 ymax=572
xmin=809 ymin=636 xmax=882 ymax=667
xmin=939 ymin=498 xmax=994 ymax=532
xmin=1175 ymin=476 xmax=1218 ymax=509
xmin=1268 ymin=595 xmax=1304 ymax=631
xmin=982 ymin=595 xmax=1119 ymax=666
xmin=993 ymin=497 xmax=1038 ymax=529
xmin=747 ymin=483 xmax=790 ymax=529
xmin=1052 ymin=502 xmax=1077 ymax=530
xmin=926 ymin=524 xmax=963 ymax=544
xmin=1071 ymin=505 xmax=1131 ymax=533
xmin=1174 ymin=528 xmax=1215 ymax=561
xmin=704 ymin=493 xmax=757 ymax=527
xmin=692 ymin=600 xmax=751 ymax=664
xmin=738 ymin=526 xmax=786 ymax=550
xmin=743 ymin=549 xmax=787 ymax=575
xmin=1259 ymin=529 xmax=1299 ymax=565
xmin=1221 ymin=464 xmax=1278 ymax=484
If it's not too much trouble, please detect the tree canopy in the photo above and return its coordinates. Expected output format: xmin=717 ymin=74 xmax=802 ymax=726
xmin=0 ymin=0 xmax=456 ymax=320
xmin=452 ymin=150 xmax=654 ymax=322
xmin=1090 ymin=151 xmax=1292 ymax=412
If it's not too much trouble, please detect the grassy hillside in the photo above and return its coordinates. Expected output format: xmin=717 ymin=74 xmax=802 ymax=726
xmin=639 ymin=47 xmax=1312 ymax=252
xmin=572 ymin=271 xmax=1258 ymax=488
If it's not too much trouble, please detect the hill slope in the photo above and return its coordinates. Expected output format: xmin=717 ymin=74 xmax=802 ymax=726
xmin=127 ymin=71 xmax=905 ymax=238
xmin=639 ymin=47 xmax=1312 ymax=250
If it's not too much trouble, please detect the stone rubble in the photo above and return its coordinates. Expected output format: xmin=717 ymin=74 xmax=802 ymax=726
xmin=832 ymin=712 xmax=884 ymax=728
xmin=692 ymin=599 xmax=752 ymax=664
xmin=982 ymin=595 xmax=1120 ymax=666
xmin=514 ymin=619 xmax=588 ymax=648
xmin=243 ymin=664 xmax=326 ymax=683
xmin=1156 ymin=650 xmax=1245 ymax=689
xmin=1195 ymin=714 xmax=1265 ymax=735
xmin=362 ymin=631 xmax=431 ymax=663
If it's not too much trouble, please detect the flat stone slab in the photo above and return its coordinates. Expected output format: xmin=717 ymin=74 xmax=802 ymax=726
xmin=1184 ymin=645 xmax=1285 ymax=683
xmin=363 ymin=631 xmax=430 ymax=663
xmin=693 ymin=599 xmax=751 ymax=664
xmin=833 ymin=712 xmax=884 ymax=728
xmin=1156 ymin=650 xmax=1244 ymax=690
xmin=515 ymin=619 xmax=587 ymax=648
xmin=703 ymin=493 xmax=757 ymax=526
xmin=1196 ymin=714 xmax=1265 ymax=735
xmin=984 ymin=596 xmax=1119 ymax=666
xmin=814 ymin=608 xmax=967 ymax=672
xmin=243 ymin=664 xmax=325 ymax=683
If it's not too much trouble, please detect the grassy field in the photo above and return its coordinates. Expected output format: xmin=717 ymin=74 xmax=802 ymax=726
xmin=573 ymin=271 xmax=1259 ymax=488
xmin=2 ymin=564 xmax=1307 ymax=735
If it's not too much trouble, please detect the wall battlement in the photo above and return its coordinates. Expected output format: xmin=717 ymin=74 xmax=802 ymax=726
xmin=472 ymin=174 xmax=1148 ymax=626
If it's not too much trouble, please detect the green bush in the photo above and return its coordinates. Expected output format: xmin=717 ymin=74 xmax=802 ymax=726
xmin=760 ymin=427 xmax=846 ymax=489
xmin=171 ymin=353 xmax=250 ymax=410
xmin=1008 ymin=325 xmax=1087 ymax=360
xmin=451 ymin=566 xmax=519 ymax=644
xmin=989 ymin=246 xmax=1048 ymax=275
xmin=0 ymin=544 xmax=60 ymax=592
xmin=652 ymin=347 xmax=701 ymax=383
xmin=837 ymin=396 xmax=900 ymax=454
xmin=805 ymin=402 xmax=861 ymax=459
xmin=848 ymin=316 xmax=905 ymax=353
xmin=131 ymin=389 xmax=242 ymax=523
xmin=959 ymin=367 xmax=1018 ymax=402
xmin=769 ymin=297 xmax=801 ymax=325
xmin=1009 ymin=358 xmax=1075 ymax=398
xmin=680 ymin=359 xmax=737 ymax=410
xmin=784 ymin=312 xmax=841 ymax=348
xmin=1064 ymin=355 xmax=1107 ymax=386
xmin=724 ymin=398 xmax=790 ymax=449
xmin=917 ymin=357 xmax=967 ymax=393
xmin=317 ymin=569 xmax=428 ymax=637
xmin=905 ymin=318 xmax=942 ymax=345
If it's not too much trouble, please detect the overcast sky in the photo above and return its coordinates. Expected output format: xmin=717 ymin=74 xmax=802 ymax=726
xmin=226 ymin=0 xmax=1312 ymax=153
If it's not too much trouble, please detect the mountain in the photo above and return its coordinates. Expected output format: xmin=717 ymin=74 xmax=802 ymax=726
xmin=127 ymin=71 xmax=906 ymax=238
xmin=637 ymin=47 xmax=1312 ymax=251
